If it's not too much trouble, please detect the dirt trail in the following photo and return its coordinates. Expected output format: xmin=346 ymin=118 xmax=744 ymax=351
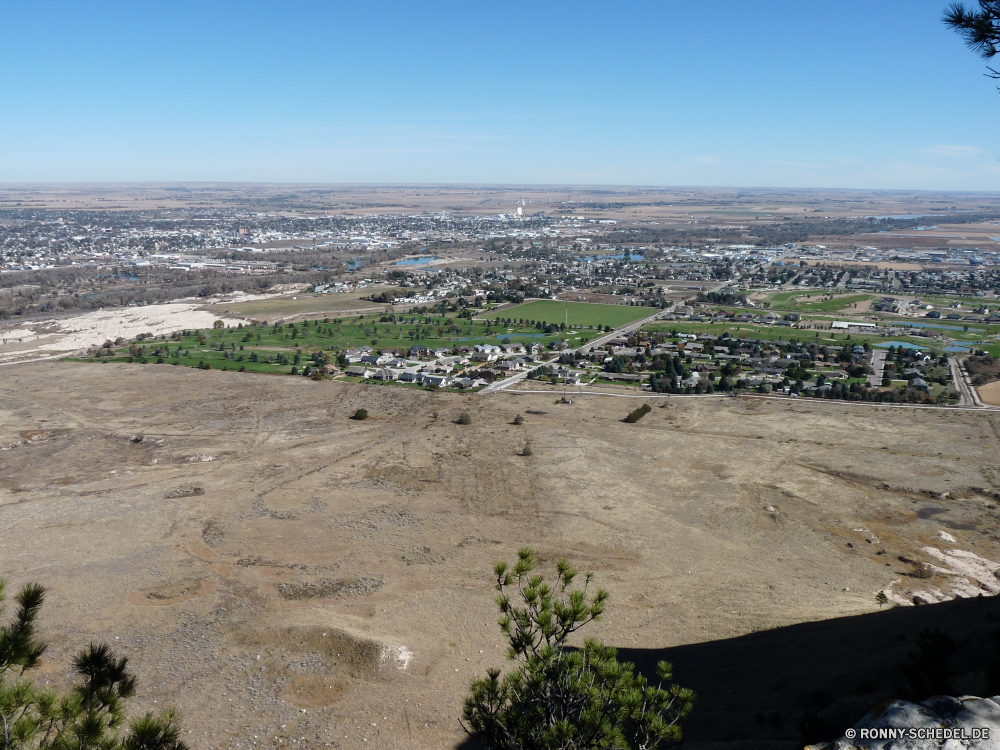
xmin=1 ymin=363 xmax=998 ymax=749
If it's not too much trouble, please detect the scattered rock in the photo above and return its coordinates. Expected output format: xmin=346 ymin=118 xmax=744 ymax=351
xmin=201 ymin=519 xmax=225 ymax=546
xmin=278 ymin=578 xmax=386 ymax=600
xmin=165 ymin=486 xmax=204 ymax=499
xmin=399 ymin=546 xmax=447 ymax=565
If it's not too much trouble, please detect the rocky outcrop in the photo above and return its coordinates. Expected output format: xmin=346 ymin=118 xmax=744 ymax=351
xmin=883 ymin=548 xmax=1000 ymax=607
xmin=814 ymin=695 xmax=1000 ymax=750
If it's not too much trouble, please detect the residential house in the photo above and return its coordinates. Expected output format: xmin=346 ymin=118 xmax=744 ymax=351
xmin=421 ymin=374 xmax=453 ymax=388
xmin=424 ymin=362 xmax=454 ymax=374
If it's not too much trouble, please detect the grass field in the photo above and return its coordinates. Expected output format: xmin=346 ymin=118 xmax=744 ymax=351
xmin=642 ymin=320 xmax=945 ymax=352
xmin=69 ymin=312 xmax=585 ymax=375
xmin=217 ymin=287 xmax=405 ymax=319
xmin=793 ymin=294 xmax=872 ymax=313
xmin=684 ymin=298 xmax=1000 ymax=357
xmin=920 ymin=294 xmax=994 ymax=308
xmin=764 ymin=291 xmax=809 ymax=305
xmin=495 ymin=300 xmax=653 ymax=328
xmin=764 ymin=292 xmax=874 ymax=312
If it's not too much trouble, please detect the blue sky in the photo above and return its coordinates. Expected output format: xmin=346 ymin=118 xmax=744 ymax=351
xmin=1 ymin=0 xmax=997 ymax=190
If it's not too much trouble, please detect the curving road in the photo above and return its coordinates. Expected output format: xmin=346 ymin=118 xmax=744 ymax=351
xmin=481 ymin=307 xmax=671 ymax=394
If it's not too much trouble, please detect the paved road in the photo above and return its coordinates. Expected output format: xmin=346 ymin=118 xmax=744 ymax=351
xmin=578 ymin=308 xmax=668 ymax=352
xmin=868 ymin=349 xmax=886 ymax=388
xmin=952 ymin=357 xmax=984 ymax=407
xmin=481 ymin=301 xmax=998 ymax=412
xmin=950 ymin=358 xmax=969 ymax=406
xmin=481 ymin=307 xmax=670 ymax=394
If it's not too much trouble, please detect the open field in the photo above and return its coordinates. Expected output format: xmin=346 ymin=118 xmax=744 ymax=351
xmin=3 ymin=363 xmax=1000 ymax=748
xmin=0 ymin=303 xmax=244 ymax=366
xmin=215 ymin=288 xmax=404 ymax=320
xmin=494 ymin=300 xmax=653 ymax=328
xmin=67 ymin=315 xmax=582 ymax=372
xmin=764 ymin=293 xmax=875 ymax=313
xmin=644 ymin=320 xmax=943 ymax=351
xmin=664 ymin=302 xmax=1000 ymax=357
xmin=980 ymin=381 xmax=1000 ymax=405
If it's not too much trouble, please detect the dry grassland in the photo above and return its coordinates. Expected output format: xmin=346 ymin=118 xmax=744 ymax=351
xmin=213 ymin=288 xmax=399 ymax=321
xmin=979 ymin=381 xmax=1000 ymax=406
xmin=2 ymin=364 xmax=1000 ymax=749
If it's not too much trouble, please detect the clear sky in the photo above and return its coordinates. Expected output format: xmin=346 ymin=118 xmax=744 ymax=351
xmin=1 ymin=0 xmax=997 ymax=190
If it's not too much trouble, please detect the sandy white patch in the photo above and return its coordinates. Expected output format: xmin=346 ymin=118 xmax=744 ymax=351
xmin=380 ymin=645 xmax=414 ymax=670
xmin=0 ymin=303 xmax=242 ymax=364
xmin=888 ymin=547 xmax=1000 ymax=606
xmin=209 ymin=291 xmax=276 ymax=306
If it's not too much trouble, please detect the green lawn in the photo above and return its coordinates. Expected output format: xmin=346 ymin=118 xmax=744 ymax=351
xmin=920 ymin=294 xmax=995 ymax=308
xmin=641 ymin=320 xmax=946 ymax=352
xmin=764 ymin=291 xmax=801 ymax=304
xmin=494 ymin=300 xmax=653 ymax=328
xmin=763 ymin=292 xmax=874 ymax=312
xmin=793 ymin=294 xmax=873 ymax=313
xmin=66 ymin=313 xmax=575 ymax=375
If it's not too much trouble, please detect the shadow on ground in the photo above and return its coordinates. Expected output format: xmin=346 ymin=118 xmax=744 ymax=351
xmin=459 ymin=596 xmax=1000 ymax=750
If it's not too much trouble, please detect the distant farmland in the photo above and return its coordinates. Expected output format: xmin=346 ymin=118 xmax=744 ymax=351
xmin=492 ymin=300 xmax=653 ymax=328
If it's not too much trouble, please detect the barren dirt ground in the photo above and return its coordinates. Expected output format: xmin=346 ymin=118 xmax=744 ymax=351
xmin=3 ymin=363 xmax=1000 ymax=749
xmin=979 ymin=381 xmax=1000 ymax=406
